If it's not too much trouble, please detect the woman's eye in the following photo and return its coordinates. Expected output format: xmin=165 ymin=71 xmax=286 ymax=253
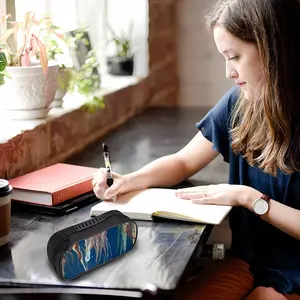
xmin=228 ymin=56 xmax=239 ymax=61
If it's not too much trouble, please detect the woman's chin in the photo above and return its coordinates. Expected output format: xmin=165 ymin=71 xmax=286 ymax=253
xmin=241 ymin=89 xmax=254 ymax=101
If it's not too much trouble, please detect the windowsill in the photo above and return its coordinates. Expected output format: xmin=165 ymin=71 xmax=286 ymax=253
xmin=0 ymin=73 xmax=143 ymax=143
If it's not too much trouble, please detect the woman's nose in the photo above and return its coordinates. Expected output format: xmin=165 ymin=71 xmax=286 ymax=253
xmin=226 ymin=64 xmax=238 ymax=80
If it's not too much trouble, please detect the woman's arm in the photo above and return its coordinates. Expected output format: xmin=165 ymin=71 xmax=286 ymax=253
xmin=243 ymin=191 xmax=300 ymax=240
xmin=95 ymin=132 xmax=219 ymax=200
xmin=176 ymin=184 xmax=300 ymax=240
xmin=125 ymin=132 xmax=219 ymax=191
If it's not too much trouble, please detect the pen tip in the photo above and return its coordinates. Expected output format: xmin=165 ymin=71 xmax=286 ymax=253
xmin=102 ymin=143 xmax=109 ymax=152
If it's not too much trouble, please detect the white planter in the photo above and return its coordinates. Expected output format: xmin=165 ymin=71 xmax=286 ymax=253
xmin=0 ymin=62 xmax=59 ymax=119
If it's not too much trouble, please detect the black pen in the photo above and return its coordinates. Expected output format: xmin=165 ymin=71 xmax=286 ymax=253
xmin=102 ymin=143 xmax=114 ymax=187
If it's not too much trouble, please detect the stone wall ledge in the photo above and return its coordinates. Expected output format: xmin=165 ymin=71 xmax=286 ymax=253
xmin=0 ymin=76 xmax=151 ymax=179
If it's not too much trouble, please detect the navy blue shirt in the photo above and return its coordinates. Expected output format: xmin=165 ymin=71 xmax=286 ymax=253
xmin=196 ymin=86 xmax=300 ymax=294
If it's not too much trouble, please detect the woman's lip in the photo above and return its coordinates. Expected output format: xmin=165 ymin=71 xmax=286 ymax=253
xmin=238 ymin=82 xmax=246 ymax=86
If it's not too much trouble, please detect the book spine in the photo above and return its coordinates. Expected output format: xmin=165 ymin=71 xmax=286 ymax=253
xmin=51 ymin=179 xmax=93 ymax=205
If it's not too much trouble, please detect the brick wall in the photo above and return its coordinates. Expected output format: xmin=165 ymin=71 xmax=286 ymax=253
xmin=0 ymin=79 xmax=151 ymax=179
xmin=147 ymin=0 xmax=234 ymax=108
xmin=148 ymin=0 xmax=179 ymax=106
xmin=178 ymin=0 xmax=233 ymax=107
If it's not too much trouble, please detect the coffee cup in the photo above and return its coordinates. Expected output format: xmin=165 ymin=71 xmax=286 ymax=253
xmin=0 ymin=179 xmax=13 ymax=247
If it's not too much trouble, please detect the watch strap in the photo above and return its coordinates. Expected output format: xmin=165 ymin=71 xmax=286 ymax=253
xmin=261 ymin=194 xmax=271 ymax=202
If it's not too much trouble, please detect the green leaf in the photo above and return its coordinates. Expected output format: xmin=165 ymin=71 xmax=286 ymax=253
xmin=82 ymin=95 xmax=105 ymax=112
xmin=1 ymin=69 xmax=11 ymax=78
xmin=0 ymin=52 xmax=7 ymax=72
xmin=0 ymin=74 xmax=5 ymax=86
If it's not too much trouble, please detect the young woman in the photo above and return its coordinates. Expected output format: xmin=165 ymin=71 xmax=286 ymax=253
xmin=92 ymin=0 xmax=300 ymax=298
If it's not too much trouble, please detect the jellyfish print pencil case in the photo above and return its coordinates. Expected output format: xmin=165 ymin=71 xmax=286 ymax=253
xmin=47 ymin=210 xmax=138 ymax=281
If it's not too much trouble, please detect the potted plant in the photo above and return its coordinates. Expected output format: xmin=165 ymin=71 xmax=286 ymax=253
xmin=68 ymin=49 xmax=103 ymax=112
xmin=106 ymin=22 xmax=134 ymax=76
xmin=0 ymin=12 xmax=59 ymax=120
xmin=38 ymin=17 xmax=73 ymax=108
xmin=66 ymin=28 xmax=103 ymax=112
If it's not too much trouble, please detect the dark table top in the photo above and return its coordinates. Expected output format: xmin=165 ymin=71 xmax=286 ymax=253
xmin=0 ymin=107 xmax=227 ymax=296
xmin=1 ymin=205 xmax=207 ymax=292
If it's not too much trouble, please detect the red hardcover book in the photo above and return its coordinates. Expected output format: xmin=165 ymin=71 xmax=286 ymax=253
xmin=9 ymin=163 xmax=98 ymax=206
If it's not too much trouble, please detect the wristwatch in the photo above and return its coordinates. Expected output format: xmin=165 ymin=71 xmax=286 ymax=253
xmin=252 ymin=194 xmax=271 ymax=216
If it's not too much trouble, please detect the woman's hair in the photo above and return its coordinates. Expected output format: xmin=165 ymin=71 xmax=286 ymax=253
xmin=206 ymin=0 xmax=300 ymax=176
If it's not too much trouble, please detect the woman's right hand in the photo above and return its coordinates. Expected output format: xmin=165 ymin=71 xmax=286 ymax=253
xmin=92 ymin=168 xmax=128 ymax=201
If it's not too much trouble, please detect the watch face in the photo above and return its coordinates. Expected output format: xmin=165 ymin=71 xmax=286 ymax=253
xmin=253 ymin=199 xmax=269 ymax=215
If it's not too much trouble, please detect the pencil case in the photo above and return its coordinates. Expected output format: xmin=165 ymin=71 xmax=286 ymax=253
xmin=47 ymin=210 xmax=138 ymax=281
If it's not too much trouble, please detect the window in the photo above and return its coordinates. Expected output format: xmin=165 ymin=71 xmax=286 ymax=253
xmin=9 ymin=0 xmax=148 ymax=76
xmin=0 ymin=0 xmax=6 ymax=19
xmin=15 ymin=0 xmax=48 ymax=21
xmin=106 ymin=0 xmax=149 ymax=76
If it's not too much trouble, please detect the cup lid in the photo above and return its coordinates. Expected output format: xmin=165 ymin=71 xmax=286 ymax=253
xmin=0 ymin=179 xmax=13 ymax=197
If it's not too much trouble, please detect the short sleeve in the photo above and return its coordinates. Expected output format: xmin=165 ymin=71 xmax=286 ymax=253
xmin=196 ymin=86 xmax=240 ymax=163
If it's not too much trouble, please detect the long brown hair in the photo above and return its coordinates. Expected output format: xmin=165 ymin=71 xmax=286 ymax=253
xmin=206 ymin=0 xmax=300 ymax=176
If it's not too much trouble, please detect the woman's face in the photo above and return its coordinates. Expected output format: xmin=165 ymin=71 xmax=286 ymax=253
xmin=213 ymin=25 xmax=264 ymax=101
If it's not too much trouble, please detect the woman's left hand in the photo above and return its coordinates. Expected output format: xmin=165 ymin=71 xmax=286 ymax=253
xmin=175 ymin=184 xmax=262 ymax=208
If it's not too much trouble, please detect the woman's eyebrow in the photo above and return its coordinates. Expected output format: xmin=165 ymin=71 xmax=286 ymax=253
xmin=223 ymin=48 xmax=236 ymax=54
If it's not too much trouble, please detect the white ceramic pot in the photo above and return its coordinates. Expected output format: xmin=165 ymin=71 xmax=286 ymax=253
xmin=0 ymin=62 xmax=59 ymax=119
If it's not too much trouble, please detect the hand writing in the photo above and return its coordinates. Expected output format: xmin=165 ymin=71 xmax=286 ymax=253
xmin=92 ymin=168 xmax=127 ymax=201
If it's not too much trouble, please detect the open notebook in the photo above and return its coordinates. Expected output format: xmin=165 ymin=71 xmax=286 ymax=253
xmin=90 ymin=188 xmax=232 ymax=225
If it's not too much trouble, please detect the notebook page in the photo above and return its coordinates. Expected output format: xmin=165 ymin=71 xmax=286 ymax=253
xmin=90 ymin=188 xmax=178 ymax=218
xmin=90 ymin=188 xmax=231 ymax=224
xmin=155 ymin=198 xmax=232 ymax=224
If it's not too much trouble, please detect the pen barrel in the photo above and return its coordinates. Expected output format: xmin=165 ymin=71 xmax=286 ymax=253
xmin=107 ymin=177 xmax=114 ymax=187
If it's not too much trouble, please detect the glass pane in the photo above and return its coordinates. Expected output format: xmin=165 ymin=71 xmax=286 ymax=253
xmin=15 ymin=0 xmax=47 ymax=21
xmin=74 ymin=0 xmax=106 ymax=67
xmin=50 ymin=0 xmax=77 ymax=31
xmin=0 ymin=0 xmax=6 ymax=18
xmin=106 ymin=0 xmax=149 ymax=76
xmin=106 ymin=0 xmax=148 ymax=39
